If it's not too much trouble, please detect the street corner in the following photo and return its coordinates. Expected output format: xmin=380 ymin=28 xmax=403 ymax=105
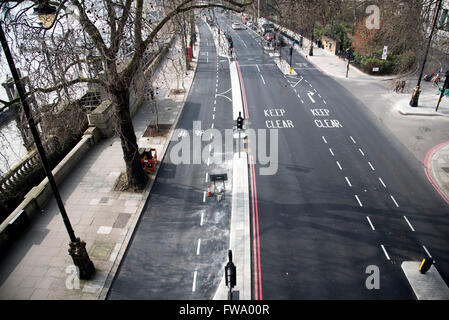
xmin=396 ymin=89 xmax=449 ymax=117
xmin=424 ymin=141 xmax=449 ymax=206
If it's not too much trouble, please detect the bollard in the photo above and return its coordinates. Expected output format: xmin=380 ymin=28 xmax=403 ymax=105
xmin=419 ymin=257 xmax=433 ymax=274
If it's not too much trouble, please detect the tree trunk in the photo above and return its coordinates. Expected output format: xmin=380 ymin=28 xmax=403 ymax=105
xmin=112 ymin=84 xmax=148 ymax=191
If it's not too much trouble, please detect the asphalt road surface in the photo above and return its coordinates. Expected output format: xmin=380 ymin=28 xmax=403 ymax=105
xmin=108 ymin=19 xmax=234 ymax=300
xmin=218 ymin=13 xmax=449 ymax=300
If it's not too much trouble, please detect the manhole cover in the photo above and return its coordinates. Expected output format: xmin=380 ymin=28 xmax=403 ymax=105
xmin=90 ymin=242 xmax=114 ymax=260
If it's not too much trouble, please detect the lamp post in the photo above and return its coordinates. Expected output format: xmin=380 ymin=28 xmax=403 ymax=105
xmin=410 ymin=0 xmax=442 ymax=107
xmin=0 ymin=7 xmax=94 ymax=280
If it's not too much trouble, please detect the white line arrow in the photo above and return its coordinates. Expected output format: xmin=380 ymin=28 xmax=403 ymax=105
xmin=307 ymin=91 xmax=315 ymax=103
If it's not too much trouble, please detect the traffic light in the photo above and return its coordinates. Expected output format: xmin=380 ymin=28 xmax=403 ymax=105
xmin=236 ymin=112 xmax=243 ymax=130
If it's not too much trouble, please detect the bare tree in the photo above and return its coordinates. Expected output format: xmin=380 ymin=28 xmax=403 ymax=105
xmin=1 ymin=0 xmax=254 ymax=191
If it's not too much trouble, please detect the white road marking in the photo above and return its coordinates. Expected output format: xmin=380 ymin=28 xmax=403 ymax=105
xmin=300 ymin=99 xmax=304 ymax=104
xmin=378 ymin=177 xmax=386 ymax=188
xmin=192 ymin=271 xmax=198 ymax=292
xmin=403 ymin=216 xmax=415 ymax=232
xmin=422 ymin=245 xmax=433 ymax=258
xmin=200 ymin=212 xmax=204 ymax=226
xmin=368 ymin=162 xmax=375 ymax=171
xmin=307 ymin=91 xmax=316 ymax=103
xmin=381 ymin=245 xmax=391 ymax=260
xmin=207 ymin=157 xmax=210 ymax=166
xmin=260 ymin=74 xmax=266 ymax=84
xmin=203 ymin=192 xmax=206 ymax=203
xmin=213 ymin=114 xmax=215 ymax=120
xmin=213 ymin=107 xmax=216 ymax=112
xmin=329 ymin=148 xmax=334 ymax=156
xmin=323 ymin=100 xmax=327 ymax=105
xmin=350 ymin=136 xmax=356 ymax=144
xmin=196 ymin=239 xmax=201 ymax=255
xmin=390 ymin=195 xmax=399 ymax=207
xmin=318 ymin=94 xmax=322 ymax=98
xmin=345 ymin=177 xmax=352 ymax=187
xmin=359 ymin=148 xmax=365 ymax=156
xmin=366 ymin=216 xmax=375 ymax=231
xmin=205 ymin=172 xmax=209 ymax=182
xmin=214 ymin=99 xmax=216 ymax=105
xmin=256 ymin=65 xmax=260 ymax=73
xmin=322 ymin=136 xmax=327 ymax=144
xmin=211 ymin=123 xmax=214 ymax=129
xmin=336 ymin=161 xmax=342 ymax=170
xmin=355 ymin=195 xmax=363 ymax=207
xmin=297 ymin=94 xmax=301 ymax=99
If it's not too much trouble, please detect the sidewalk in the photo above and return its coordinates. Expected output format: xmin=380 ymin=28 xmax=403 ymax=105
xmin=0 ymin=34 xmax=200 ymax=300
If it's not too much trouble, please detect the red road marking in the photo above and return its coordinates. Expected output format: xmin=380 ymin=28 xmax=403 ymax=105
xmin=250 ymin=155 xmax=262 ymax=300
xmin=424 ymin=141 xmax=449 ymax=205
xmin=236 ymin=61 xmax=250 ymax=119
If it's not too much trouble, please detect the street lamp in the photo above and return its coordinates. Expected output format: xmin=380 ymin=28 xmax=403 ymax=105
xmin=0 ymin=4 xmax=95 ymax=279
xmin=410 ymin=0 xmax=442 ymax=107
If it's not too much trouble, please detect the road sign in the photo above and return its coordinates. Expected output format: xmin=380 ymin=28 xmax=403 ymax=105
xmin=382 ymin=46 xmax=388 ymax=60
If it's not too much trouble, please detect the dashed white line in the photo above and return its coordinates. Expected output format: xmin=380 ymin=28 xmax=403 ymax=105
xmin=300 ymin=99 xmax=304 ymax=104
xmin=329 ymin=148 xmax=334 ymax=156
xmin=390 ymin=195 xmax=399 ymax=208
xmin=211 ymin=123 xmax=214 ymax=129
xmin=203 ymin=192 xmax=206 ymax=203
xmin=322 ymin=136 xmax=327 ymax=144
xmin=422 ymin=245 xmax=432 ymax=258
xmin=256 ymin=65 xmax=260 ymax=73
xmin=366 ymin=216 xmax=375 ymax=231
xmin=260 ymin=74 xmax=266 ymax=85
xmin=359 ymin=148 xmax=365 ymax=156
xmin=323 ymin=100 xmax=327 ymax=105
xmin=196 ymin=238 xmax=201 ymax=255
xmin=355 ymin=195 xmax=363 ymax=207
xmin=207 ymin=157 xmax=210 ymax=166
xmin=350 ymin=136 xmax=356 ymax=144
xmin=214 ymin=99 xmax=217 ymax=105
xmin=378 ymin=177 xmax=386 ymax=188
xmin=200 ymin=212 xmax=204 ymax=226
xmin=403 ymin=216 xmax=415 ymax=232
xmin=212 ymin=114 xmax=215 ymax=120
xmin=368 ymin=162 xmax=375 ymax=171
xmin=345 ymin=177 xmax=352 ymax=187
xmin=336 ymin=161 xmax=342 ymax=170
xmin=192 ymin=271 xmax=198 ymax=292
xmin=205 ymin=172 xmax=209 ymax=182
xmin=381 ymin=245 xmax=391 ymax=260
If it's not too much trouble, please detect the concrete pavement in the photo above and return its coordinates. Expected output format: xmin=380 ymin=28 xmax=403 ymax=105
xmin=0 ymin=33 xmax=200 ymax=300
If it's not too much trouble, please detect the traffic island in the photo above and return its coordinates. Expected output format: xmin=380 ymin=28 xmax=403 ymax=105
xmin=401 ymin=261 xmax=449 ymax=300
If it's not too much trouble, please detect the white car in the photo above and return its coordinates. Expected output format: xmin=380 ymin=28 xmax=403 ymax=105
xmin=232 ymin=22 xmax=243 ymax=30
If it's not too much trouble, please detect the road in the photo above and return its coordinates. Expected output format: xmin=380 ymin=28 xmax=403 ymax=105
xmin=218 ymin=13 xmax=449 ymax=299
xmin=108 ymin=18 xmax=234 ymax=299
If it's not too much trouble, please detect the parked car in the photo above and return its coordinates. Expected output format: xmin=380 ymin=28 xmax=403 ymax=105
xmin=264 ymin=32 xmax=274 ymax=42
xmin=246 ymin=20 xmax=255 ymax=29
xmin=243 ymin=18 xmax=248 ymax=24
xmin=232 ymin=22 xmax=244 ymax=30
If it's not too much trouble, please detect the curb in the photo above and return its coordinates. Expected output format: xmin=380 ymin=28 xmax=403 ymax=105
xmin=424 ymin=141 xmax=449 ymax=206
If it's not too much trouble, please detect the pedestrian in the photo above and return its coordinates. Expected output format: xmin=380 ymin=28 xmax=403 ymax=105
xmin=400 ymin=80 xmax=406 ymax=93
xmin=433 ymin=74 xmax=440 ymax=86
xmin=394 ymin=78 xmax=401 ymax=93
